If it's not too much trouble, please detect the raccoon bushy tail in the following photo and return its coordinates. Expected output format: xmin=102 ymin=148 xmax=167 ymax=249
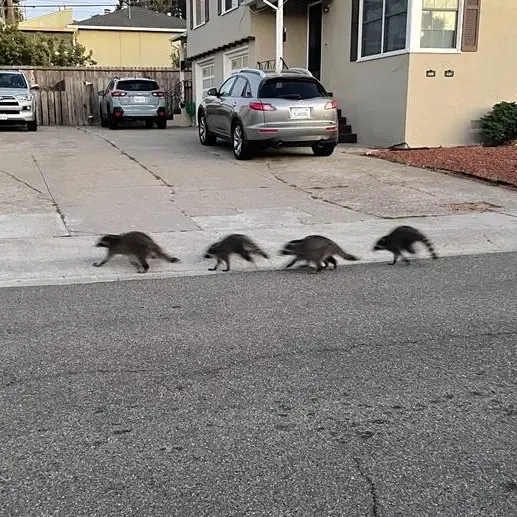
xmin=154 ymin=247 xmax=181 ymax=263
xmin=421 ymin=235 xmax=438 ymax=260
xmin=246 ymin=240 xmax=269 ymax=259
xmin=337 ymin=249 xmax=359 ymax=262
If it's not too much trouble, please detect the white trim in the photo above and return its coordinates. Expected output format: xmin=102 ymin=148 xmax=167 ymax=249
xmin=409 ymin=0 xmax=464 ymax=52
xmin=192 ymin=21 xmax=207 ymax=30
xmin=70 ymin=25 xmax=186 ymax=33
xmin=305 ymin=1 xmax=323 ymax=74
xmin=192 ymin=0 xmax=207 ymax=29
xmin=220 ymin=0 xmax=240 ymax=16
xmin=223 ymin=45 xmax=249 ymax=78
xmin=356 ymin=0 xmax=465 ymax=62
xmin=195 ymin=58 xmax=215 ymax=124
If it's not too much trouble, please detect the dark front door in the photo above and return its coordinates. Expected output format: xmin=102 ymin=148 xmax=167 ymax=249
xmin=308 ymin=2 xmax=323 ymax=80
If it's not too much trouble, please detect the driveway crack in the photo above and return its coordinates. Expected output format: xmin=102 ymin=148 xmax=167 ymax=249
xmin=31 ymin=155 xmax=70 ymax=236
xmin=354 ymin=457 xmax=380 ymax=517
xmin=0 ymin=169 xmax=46 ymax=196
xmin=77 ymin=127 xmax=175 ymax=194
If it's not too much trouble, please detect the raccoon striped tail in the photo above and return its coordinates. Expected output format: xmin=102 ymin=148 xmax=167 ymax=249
xmin=422 ymin=236 xmax=438 ymax=259
xmin=246 ymin=240 xmax=269 ymax=259
xmin=337 ymin=249 xmax=359 ymax=262
xmin=154 ymin=247 xmax=181 ymax=263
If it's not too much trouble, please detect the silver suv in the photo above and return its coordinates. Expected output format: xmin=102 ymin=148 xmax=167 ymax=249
xmin=99 ymin=77 xmax=168 ymax=130
xmin=197 ymin=68 xmax=338 ymax=160
xmin=0 ymin=70 xmax=39 ymax=131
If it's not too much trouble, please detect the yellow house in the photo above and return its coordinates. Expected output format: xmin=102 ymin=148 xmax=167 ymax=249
xmin=18 ymin=8 xmax=75 ymax=42
xmin=71 ymin=6 xmax=186 ymax=67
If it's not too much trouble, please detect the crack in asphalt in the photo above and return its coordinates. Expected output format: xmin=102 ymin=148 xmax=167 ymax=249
xmin=353 ymin=457 xmax=380 ymax=517
xmin=0 ymin=169 xmax=46 ymax=196
xmin=30 ymin=155 xmax=71 ymax=236
xmin=76 ymin=127 xmax=175 ymax=194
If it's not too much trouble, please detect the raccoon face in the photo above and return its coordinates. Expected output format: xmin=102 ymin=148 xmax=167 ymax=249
xmin=96 ymin=235 xmax=120 ymax=248
xmin=204 ymin=243 xmax=217 ymax=259
xmin=373 ymin=236 xmax=388 ymax=252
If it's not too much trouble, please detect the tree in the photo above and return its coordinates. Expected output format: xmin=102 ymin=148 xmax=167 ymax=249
xmin=0 ymin=0 xmax=23 ymax=23
xmin=0 ymin=26 xmax=96 ymax=66
xmin=116 ymin=0 xmax=186 ymax=19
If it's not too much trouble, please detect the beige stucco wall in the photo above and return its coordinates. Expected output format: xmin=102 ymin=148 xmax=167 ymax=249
xmin=76 ymin=30 xmax=180 ymax=67
xmin=186 ymin=0 xmax=252 ymax=58
xmin=406 ymin=1 xmax=517 ymax=147
xmin=19 ymin=8 xmax=74 ymax=29
xmin=250 ymin=5 xmax=308 ymax=68
xmin=320 ymin=0 xmax=409 ymax=147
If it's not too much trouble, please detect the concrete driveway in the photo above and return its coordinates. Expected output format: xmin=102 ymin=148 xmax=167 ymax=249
xmin=1 ymin=126 xmax=517 ymax=287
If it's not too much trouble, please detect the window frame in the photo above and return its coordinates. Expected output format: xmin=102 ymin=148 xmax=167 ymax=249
xmin=220 ymin=0 xmax=239 ymax=16
xmin=192 ymin=0 xmax=207 ymax=29
xmin=409 ymin=0 xmax=464 ymax=54
xmin=198 ymin=60 xmax=215 ymax=99
xmin=223 ymin=46 xmax=249 ymax=77
xmin=356 ymin=0 xmax=465 ymax=62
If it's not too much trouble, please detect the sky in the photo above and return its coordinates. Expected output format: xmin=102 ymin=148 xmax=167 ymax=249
xmin=20 ymin=0 xmax=118 ymax=21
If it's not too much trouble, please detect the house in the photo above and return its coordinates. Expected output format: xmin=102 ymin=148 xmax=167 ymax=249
xmin=70 ymin=7 xmax=187 ymax=67
xmin=18 ymin=8 xmax=76 ymax=42
xmin=186 ymin=0 xmax=515 ymax=149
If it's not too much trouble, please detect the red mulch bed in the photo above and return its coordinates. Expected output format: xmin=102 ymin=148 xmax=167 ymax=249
xmin=368 ymin=145 xmax=517 ymax=187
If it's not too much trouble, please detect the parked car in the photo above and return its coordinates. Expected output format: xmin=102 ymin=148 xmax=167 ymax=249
xmin=197 ymin=68 xmax=338 ymax=160
xmin=98 ymin=77 xmax=167 ymax=130
xmin=0 ymin=70 xmax=39 ymax=132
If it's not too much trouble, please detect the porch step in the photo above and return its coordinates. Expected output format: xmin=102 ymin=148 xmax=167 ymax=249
xmin=336 ymin=108 xmax=357 ymax=144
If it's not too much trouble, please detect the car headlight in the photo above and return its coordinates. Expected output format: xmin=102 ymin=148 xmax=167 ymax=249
xmin=16 ymin=94 xmax=33 ymax=102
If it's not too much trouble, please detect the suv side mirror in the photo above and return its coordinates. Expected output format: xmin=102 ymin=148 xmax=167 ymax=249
xmin=30 ymin=84 xmax=40 ymax=91
xmin=206 ymin=87 xmax=219 ymax=97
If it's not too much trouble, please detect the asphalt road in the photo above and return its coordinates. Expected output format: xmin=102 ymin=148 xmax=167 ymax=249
xmin=1 ymin=253 xmax=516 ymax=517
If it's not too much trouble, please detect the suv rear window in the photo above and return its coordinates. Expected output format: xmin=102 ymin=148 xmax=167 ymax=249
xmin=258 ymin=79 xmax=327 ymax=100
xmin=0 ymin=73 xmax=27 ymax=89
xmin=116 ymin=79 xmax=160 ymax=92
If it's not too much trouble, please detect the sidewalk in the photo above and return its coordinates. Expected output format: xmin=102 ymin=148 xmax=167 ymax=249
xmin=1 ymin=126 xmax=517 ymax=288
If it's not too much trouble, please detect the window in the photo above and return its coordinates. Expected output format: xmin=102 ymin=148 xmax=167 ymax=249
xmin=193 ymin=0 xmax=206 ymax=28
xmin=258 ymin=79 xmax=327 ymax=100
xmin=360 ymin=0 xmax=408 ymax=58
xmin=200 ymin=63 xmax=215 ymax=98
xmin=0 ymin=73 xmax=27 ymax=89
xmin=230 ymin=76 xmax=248 ymax=97
xmin=116 ymin=80 xmax=160 ymax=92
xmin=229 ymin=53 xmax=248 ymax=72
xmin=221 ymin=0 xmax=239 ymax=14
xmin=421 ymin=0 xmax=460 ymax=49
xmin=219 ymin=77 xmax=237 ymax=97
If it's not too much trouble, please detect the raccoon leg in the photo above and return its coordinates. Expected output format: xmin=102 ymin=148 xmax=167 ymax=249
xmin=136 ymin=256 xmax=150 ymax=273
xmin=239 ymin=250 xmax=254 ymax=263
xmin=326 ymin=256 xmax=338 ymax=269
xmin=390 ymin=252 xmax=399 ymax=265
xmin=284 ymin=257 xmax=300 ymax=269
xmin=223 ymin=257 xmax=231 ymax=272
xmin=315 ymin=261 xmax=325 ymax=273
xmin=93 ymin=251 xmax=114 ymax=268
xmin=209 ymin=259 xmax=221 ymax=271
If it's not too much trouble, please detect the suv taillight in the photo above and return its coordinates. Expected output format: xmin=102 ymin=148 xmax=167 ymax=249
xmin=249 ymin=101 xmax=276 ymax=111
xmin=152 ymin=91 xmax=165 ymax=97
xmin=111 ymin=90 xmax=127 ymax=97
xmin=324 ymin=99 xmax=338 ymax=110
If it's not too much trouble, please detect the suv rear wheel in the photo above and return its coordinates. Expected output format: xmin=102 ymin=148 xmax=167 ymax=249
xmin=100 ymin=106 xmax=108 ymax=127
xmin=198 ymin=113 xmax=217 ymax=145
xmin=232 ymin=121 xmax=252 ymax=160
xmin=312 ymin=143 xmax=336 ymax=157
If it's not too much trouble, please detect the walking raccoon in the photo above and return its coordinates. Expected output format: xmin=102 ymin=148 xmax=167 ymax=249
xmin=204 ymin=234 xmax=269 ymax=272
xmin=373 ymin=225 xmax=438 ymax=265
xmin=280 ymin=235 xmax=358 ymax=272
xmin=93 ymin=231 xmax=180 ymax=273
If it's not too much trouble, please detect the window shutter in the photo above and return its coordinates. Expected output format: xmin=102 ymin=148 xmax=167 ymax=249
xmin=350 ymin=0 xmax=360 ymax=61
xmin=218 ymin=0 xmax=222 ymax=15
xmin=205 ymin=0 xmax=210 ymax=22
xmin=461 ymin=0 xmax=481 ymax=52
xmin=189 ymin=0 xmax=193 ymax=29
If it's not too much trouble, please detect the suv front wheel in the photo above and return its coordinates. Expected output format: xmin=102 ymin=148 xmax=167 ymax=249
xmin=198 ymin=113 xmax=217 ymax=145
xmin=232 ymin=121 xmax=252 ymax=160
xmin=27 ymin=120 xmax=37 ymax=132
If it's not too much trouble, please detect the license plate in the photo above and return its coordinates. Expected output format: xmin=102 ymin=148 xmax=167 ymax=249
xmin=133 ymin=96 xmax=147 ymax=103
xmin=0 ymin=114 xmax=7 ymax=120
xmin=290 ymin=107 xmax=310 ymax=119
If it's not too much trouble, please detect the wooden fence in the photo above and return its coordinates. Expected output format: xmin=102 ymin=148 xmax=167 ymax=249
xmin=4 ymin=66 xmax=191 ymax=126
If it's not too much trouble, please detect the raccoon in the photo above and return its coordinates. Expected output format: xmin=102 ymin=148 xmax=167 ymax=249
xmin=280 ymin=235 xmax=358 ymax=272
xmin=204 ymin=233 xmax=269 ymax=272
xmin=373 ymin=225 xmax=438 ymax=265
xmin=93 ymin=231 xmax=180 ymax=273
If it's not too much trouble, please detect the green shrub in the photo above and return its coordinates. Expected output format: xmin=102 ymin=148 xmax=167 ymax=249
xmin=479 ymin=101 xmax=517 ymax=146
